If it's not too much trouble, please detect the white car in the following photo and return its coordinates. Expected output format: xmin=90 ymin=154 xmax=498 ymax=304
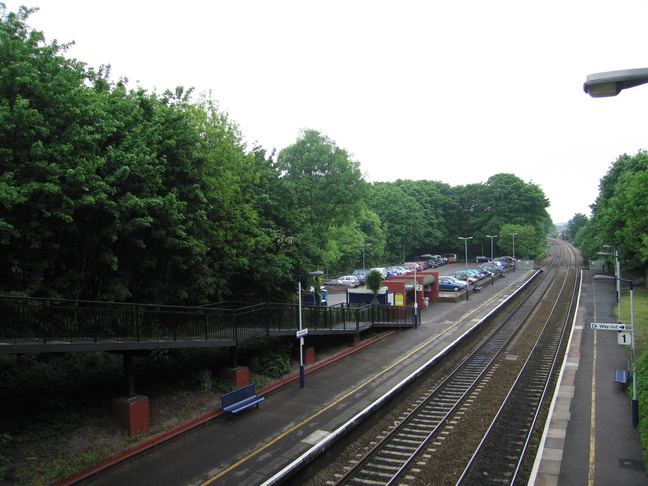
xmin=326 ymin=275 xmax=360 ymax=287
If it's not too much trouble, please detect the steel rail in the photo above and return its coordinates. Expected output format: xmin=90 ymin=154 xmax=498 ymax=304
xmin=456 ymin=239 xmax=580 ymax=485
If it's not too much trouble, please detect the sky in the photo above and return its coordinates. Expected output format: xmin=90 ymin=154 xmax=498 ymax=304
xmin=6 ymin=0 xmax=648 ymax=224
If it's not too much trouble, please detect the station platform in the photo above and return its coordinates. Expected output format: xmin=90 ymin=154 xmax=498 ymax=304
xmin=529 ymin=270 xmax=646 ymax=485
xmin=61 ymin=268 xmax=646 ymax=485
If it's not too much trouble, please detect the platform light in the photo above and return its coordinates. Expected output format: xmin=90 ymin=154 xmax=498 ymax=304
xmin=459 ymin=237 xmax=473 ymax=270
xmin=486 ymin=235 xmax=498 ymax=261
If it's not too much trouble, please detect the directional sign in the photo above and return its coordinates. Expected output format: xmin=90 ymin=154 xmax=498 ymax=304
xmin=296 ymin=329 xmax=309 ymax=338
xmin=591 ymin=322 xmax=627 ymax=331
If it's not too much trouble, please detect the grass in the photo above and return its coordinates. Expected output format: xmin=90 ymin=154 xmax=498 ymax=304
xmin=617 ymin=286 xmax=648 ymax=468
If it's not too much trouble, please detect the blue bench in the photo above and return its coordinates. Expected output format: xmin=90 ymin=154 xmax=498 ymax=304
xmin=614 ymin=361 xmax=631 ymax=388
xmin=221 ymin=384 xmax=264 ymax=415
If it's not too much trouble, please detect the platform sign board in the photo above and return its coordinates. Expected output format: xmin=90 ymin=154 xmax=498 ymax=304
xmin=296 ymin=329 xmax=308 ymax=339
xmin=590 ymin=323 xmax=628 ymax=331
xmin=618 ymin=333 xmax=633 ymax=346
xmin=395 ymin=293 xmax=404 ymax=306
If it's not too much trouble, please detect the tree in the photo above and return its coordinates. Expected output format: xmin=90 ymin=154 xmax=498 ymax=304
xmin=367 ymin=183 xmax=426 ymax=262
xmin=0 ymin=7 xmax=266 ymax=304
xmin=566 ymin=213 xmax=589 ymax=242
xmin=497 ymin=224 xmax=542 ymax=259
xmin=585 ymin=151 xmax=648 ymax=273
xmin=277 ymin=129 xmax=369 ymax=273
xmin=366 ymin=269 xmax=383 ymax=305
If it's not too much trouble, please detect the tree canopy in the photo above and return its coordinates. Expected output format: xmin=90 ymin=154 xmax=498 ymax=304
xmin=0 ymin=6 xmax=557 ymax=304
xmin=572 ymin=151 xmax=648 ymax=276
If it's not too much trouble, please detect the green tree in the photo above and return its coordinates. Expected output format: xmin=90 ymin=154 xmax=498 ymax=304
xmin=566 ymin=213 xmax=589 ymax=242
xmin=367 ymin=182 xmax=426 ymax=262
xmin=366 ymin=269 xmax=383 ymax=305
xmin=586 ymin=151 xmax=648 ymax=273
xmin=277 ymin=129 xmax=369 ymax=273
xmin=497 ymin=224 xmax=542 ymax=259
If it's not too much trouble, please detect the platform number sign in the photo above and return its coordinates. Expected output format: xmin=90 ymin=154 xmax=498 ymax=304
xmin=618 ymin=332 xmax=633 ymax=346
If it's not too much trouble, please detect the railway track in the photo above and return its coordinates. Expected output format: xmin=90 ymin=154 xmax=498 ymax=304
xmin=318 ymin=239 xmax=580 ymax=486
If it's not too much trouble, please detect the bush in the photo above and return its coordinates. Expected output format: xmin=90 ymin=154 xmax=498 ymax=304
xmin=245 ymin=338 xmax=293 ymax=379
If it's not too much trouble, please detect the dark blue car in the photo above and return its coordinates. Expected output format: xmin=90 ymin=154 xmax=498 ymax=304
xmin=438 ymin=276 xmax=467 ymax=292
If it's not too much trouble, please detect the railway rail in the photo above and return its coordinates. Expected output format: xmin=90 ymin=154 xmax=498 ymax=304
xmin=310 ymin=239 xmax=580 ymax=486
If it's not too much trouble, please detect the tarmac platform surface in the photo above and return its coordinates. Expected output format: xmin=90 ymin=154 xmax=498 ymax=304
xmin=64 ymin=267 xmax=646 ymax=486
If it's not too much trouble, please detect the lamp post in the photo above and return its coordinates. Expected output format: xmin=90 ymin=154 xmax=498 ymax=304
xmin=413 ymin=265 xmax=418 ymax=329
xmin=459 ymin=237 xmax=473 ymax=270
xmin=598 ymin=245 xmax=622 ymax=321
xmin=362 ymin=243 xmax=371 ymax=269
xmin=593 ymin=275 xmax=638 ymax=426
xmin=486 ymin=234 xmax=498 ymax=261
xmin=603 ymin=244 xmax=622 ymax=303
xmin=297 ymin=270 xmax=323 ymax=388
xmin=509 ymin=233 xmax=518 ymax=260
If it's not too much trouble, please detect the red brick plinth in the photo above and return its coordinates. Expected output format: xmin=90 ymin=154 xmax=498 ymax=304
xmin=112 ymin=395 xmax=150 ymax=436
xmin=304 ymin=346 xmax=315 ymax=365
xmin=220 ymin=366 xmax=250 ymax=387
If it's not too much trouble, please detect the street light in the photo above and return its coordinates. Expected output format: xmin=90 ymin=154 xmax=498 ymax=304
xmin=459 ymin=237 xmax=473 ymax=270
xmin=593 ymin=274 xmax=638 ymax=427
xmin=486 ymin=235 xmax=498 ymax=261
xmin=297 ymin=270 xmax=323 ymax=388
xmin=362 ymin=243 xmax=371 ymax=269
xmin=509 ymin=233 xmax=518 ymax=259
xmin=584 ymin=67 xmax=648 ymax=98
xmin=598 ymin=246 xmax=622 ymax=321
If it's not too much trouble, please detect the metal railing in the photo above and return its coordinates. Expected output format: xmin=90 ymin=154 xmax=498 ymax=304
xmin=0 ymin=296 xmax=417 ymax=349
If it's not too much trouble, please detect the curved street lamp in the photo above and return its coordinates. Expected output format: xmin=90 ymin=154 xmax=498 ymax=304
xmin=584 ymin=67 xmax=648 ymax=98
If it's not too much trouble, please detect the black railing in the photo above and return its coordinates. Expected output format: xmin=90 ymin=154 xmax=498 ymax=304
xmin=0 ymin=296 xmax=416 ymax=349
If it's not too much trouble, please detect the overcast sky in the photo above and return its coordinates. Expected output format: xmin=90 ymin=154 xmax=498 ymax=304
xmin=7 ymin=0 xmax=648 ymax=224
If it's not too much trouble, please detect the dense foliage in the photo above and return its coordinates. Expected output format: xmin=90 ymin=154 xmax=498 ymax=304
xmin=0 ymin=6 xmax=552 ymax=305
xmin=569 ymin=151 xmax=648 ymax=279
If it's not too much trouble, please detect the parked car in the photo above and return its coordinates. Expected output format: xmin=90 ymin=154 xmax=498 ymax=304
xmin=438 ymin=276 xmax=467 ymax=292
xmin=325 ymin=275 xmax=360 ymax=287
xmin=443 ymin=253 xmax=457 ymax=263
xmin=387 ymin=266 xmax=406 ymax=276
xmin=370 ymin=267 xmax=389 ymax=278
xmin=468 ymin=268 xmax=489 ymax=280
xmin=351 ymin=269 xmax=369 ymax=285
xmin=496 ymin=256 xmax=516 ymax=264
xmin=475 ymin=256 xmax=491 ymax=263
xmin=452 ymin=271 xmax=478 ymax=285
xmin=403 ymin=262 xmax=424 ymax=271
xmin=479 ymin=263 xmax=502 ymax=275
